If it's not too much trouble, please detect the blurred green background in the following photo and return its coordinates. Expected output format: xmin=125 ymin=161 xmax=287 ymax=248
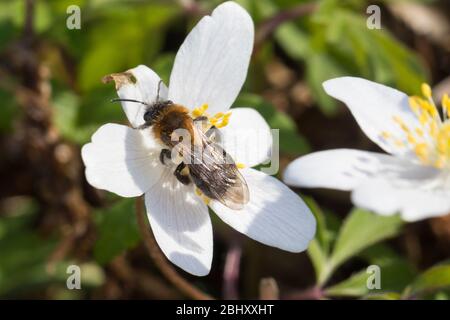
xmin=0 ymin=0 xmax=449 ymax=299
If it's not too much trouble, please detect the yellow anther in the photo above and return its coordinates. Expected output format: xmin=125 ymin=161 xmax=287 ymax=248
xmin=421 ymin=83 xmax=432 ymax=99
xmin=443 ymin=94 xmax=450 ymax=118
xmin=393 ymin=116 xmax=410 ymax=132
xmin=202 ymin=196 xmax=210 ymax=205
xmin=407 ymin=134 xmax=416 ymax=144
xmin=409 ymin=97 xmax=420 ymax=114
xmin=195 ymin=187 xmax=211 ymax=205
xmin=393 ymin=115 xmax=404 ymax=125
xmin=419 ymin=114 xmax=428 ymax=126
xmin=425 ymin=101 xmax=438 ymax=118
xmin=211 ymin=111 xmax=232 ymax=128
xmin=216 ymin=119 xmax=229 ymax=128
xmin=391 ymin=86 xmax=450 ymax=168
xmin=415 ymin=128 xmax=424 ymax=137
xmin=434 ymin=156 xmax=446 ymax=168
xmin=381 ymin=131 xmax=391 ymax=139
xmin=212 ymin=112 xmax=224 ymax=119
xmin=414 ymin=143 xmax=428 ymax=160
xmin=236 ymin=162 xmax=246 ymax=169
xmin=192 ymin=103 xmax=209 ymax=118
xmin=438 ymin=138 xmax=447 ymax=154
xmin=430 ymin=121 xmax=438 ymax=138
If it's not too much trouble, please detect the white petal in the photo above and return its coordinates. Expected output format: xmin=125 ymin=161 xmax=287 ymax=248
xmin=168 ymin=2 xmax=254 ymax=114
xmin=219 ymin=108 xmax=272 ymax=167
xmin=210 ymin=168 xmax=316 ymax=252
xmin=104 ymin=65 xmax=168 ymax=128
xmin=323 ymin=77 xmax=421 ymax=156
xmin=145 ymin=169 xmax=213 ymax=276
xmin=81 ymin=123 xmax=163 ymax=197
xmin=352 ymin=176 xmax=450 ymax=222
xmin=283 ymin=149 xmax=402 ymax=191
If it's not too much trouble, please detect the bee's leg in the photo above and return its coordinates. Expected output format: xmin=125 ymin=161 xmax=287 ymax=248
xmin=159 ymin=149 xmax=171 ymax=165
xmin=174 ymin=162 xmax=191 ymax=185
xmin=204 ymin=125 xmax=217 ymax=138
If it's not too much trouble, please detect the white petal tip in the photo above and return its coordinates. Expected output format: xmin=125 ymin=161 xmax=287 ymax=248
xmin=170 ymin=254 xmax=211 ymax=277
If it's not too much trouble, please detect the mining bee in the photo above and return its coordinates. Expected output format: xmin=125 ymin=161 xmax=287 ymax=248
xmin=112 ymin=82 xmax=249 ymax=210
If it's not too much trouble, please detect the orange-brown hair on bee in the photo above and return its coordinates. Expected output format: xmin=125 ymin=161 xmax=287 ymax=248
xmin=151 ymin=103 xmax=195 ymax=148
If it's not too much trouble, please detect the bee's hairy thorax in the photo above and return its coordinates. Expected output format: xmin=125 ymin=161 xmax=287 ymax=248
xmin=149 ymin=102 xmax=193 ymax=147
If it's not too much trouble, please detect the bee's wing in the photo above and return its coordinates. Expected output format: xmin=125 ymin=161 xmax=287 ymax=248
xmin=179 ymin=121 xmax=249 ymax=210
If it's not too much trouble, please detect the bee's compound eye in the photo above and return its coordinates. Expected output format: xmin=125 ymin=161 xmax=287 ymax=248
xmin=143 ymin=110 xmax=153 ymax=122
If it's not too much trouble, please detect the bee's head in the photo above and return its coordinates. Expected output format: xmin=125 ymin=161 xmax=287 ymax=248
xmin=142 ymin=101 xmax=172 ymax=124
xmin=110 ymin=98 xmax=173 ymax=129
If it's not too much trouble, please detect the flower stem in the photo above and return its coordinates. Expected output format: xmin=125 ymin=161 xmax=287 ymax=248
xmin=135 ymin=197 xmax=214 ymax=300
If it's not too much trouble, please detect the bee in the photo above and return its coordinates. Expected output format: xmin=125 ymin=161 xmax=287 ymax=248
xmin=112 ymin=82 xmax=249 ymax=210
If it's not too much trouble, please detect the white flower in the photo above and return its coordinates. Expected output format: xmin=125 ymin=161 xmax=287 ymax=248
xmin=284 ymin=76 xmax=450 ymax=222
xmin=82 ymin=2 xmax=315 ymax=276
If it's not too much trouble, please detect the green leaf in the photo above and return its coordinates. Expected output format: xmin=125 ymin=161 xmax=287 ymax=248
xmin=53 ymin=91 xmax=98 ymax=144
xmin=77 ymin=3 xmax=177 ymax=92
xmin=404 ymin=262 xmax=450 ymax=299
xmin=307 ymin=239 xmax=328 ymax=283
xmin=328 ymin=209 xmax=403 ymax=278
xmin=303 ymin=196 xmax=343 ymax=284
xmin=304 ymin=53 xmax=346 ymax=115
xmin=325 ymin=251 xmax=416 ymax=297
xmin=360 ymin=244 xmax=417 ymax=292
xmin=325 ymin=269 xmax=369 ymax=297
xmin=303 ymin=196 xmax=329 ymax=252
xmin=0 ymin=202 xmax=61 ymax=296
xmin=93 ymin=199 xmax=141 ymax=265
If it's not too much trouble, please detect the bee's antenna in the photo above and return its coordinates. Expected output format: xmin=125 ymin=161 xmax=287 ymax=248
xmin=110 ymin=98 xmax=150 ymax=106
xmin=156 ymin=80 xmax=163 ymax=102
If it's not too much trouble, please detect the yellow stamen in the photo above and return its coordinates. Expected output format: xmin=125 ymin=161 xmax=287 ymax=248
xmin=435 ymin=155 xmax=446 ymax=169
xmin=192 ymin=103 xmax=209 ymax=118
xmin=195 ymin=187 xmax=211 ymax=205
xmin=211 ymin=111 xmax=232 ymax=128
xmin=387 ymin=84 xmax=450 ymax=169
xmin=414 ymin=143 xmax=428 ymax=162
xmin=381 ymin=131 xmax=392 ymax=140
xmin=381 ymin=131 xmax=391 ymax=139
xmin=212 ymin=112 xmax=224 ymax=119
xmin=407 ymin=134 xmax=416 ymax=144
xmin=202 ymin=196 xmax=210 ymax=205
xmin=421 ymin=83 xmax=432 ymax=99
xmin=393 ymin=116 xmax=410 ymax=132
xmin=236 ymin=162 xmax=245 ymax=169
xmin=443 ymin=94 xmax=450 ymax=118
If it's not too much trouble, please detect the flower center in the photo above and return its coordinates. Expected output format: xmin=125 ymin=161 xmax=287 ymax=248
xmin=382 ymin=84 xmax=450 ymax=169
xmin=192 ymin=103 xmax=232 ymax=128
xmin=190 ymin=103 xmax=245 ymax=205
